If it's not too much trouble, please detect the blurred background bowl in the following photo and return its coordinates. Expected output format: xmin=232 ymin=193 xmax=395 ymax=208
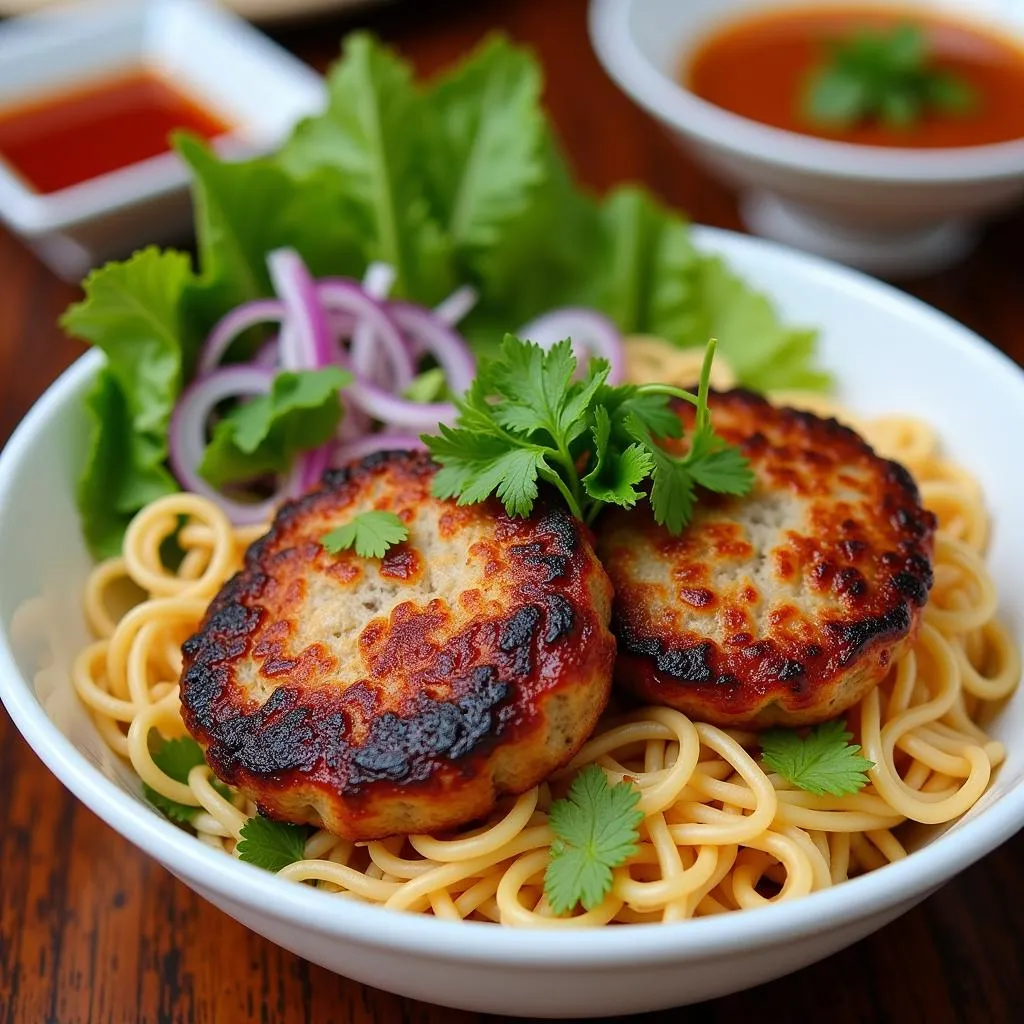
xmin=589 ymin=0 xmax=1024 ymax=276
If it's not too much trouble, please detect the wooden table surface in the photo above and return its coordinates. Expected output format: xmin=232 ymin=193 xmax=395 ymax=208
xmin=2 ymin=0 xmax=1023 ymax=1021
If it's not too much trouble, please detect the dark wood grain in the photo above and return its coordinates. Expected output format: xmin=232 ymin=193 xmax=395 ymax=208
xmin=1 ymin=0 xmax=1022 ymax=1021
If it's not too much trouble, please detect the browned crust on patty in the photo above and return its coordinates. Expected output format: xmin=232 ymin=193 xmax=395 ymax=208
xmin=179 ymin=451 xmax=615 ymax=840
xmin=598 ymin=390 xmax=936 ymax=728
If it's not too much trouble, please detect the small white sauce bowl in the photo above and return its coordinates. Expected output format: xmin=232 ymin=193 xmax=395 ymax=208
xmin=1 ymin=228 xmax=1023 ymax=1016
xmin=589 ymin=0 xmax=1024 ymax=276
xmin=0 ymin=0 xmax=324 ymax=282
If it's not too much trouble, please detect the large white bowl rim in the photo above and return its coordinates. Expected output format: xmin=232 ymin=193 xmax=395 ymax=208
xmin=1 ymin=226 xmax=1023 ymax=970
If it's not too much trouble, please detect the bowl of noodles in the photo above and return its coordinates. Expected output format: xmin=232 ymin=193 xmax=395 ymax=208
xmin=1 ymin=225 xmax=1022 ymax=1016
xmin=1 ymin=32 xmax=1023 ymax=1019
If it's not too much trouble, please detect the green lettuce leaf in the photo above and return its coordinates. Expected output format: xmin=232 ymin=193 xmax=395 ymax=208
xmin=679 ymin=256 xmax=828 ymax=389
xmin=77 ymin=370 xmax=177 ymax=559
xmin=279 ymin=32 xmax=452 ymax=302
xmin=199 ymin=367 xmax=351 ymax=488
xmin=461 ymin=131 xmax=602 ymax=353
xmin=62 ymin=248 xmax=195 ymax=557
xmin=176 ymin=134 xmax=366 ymax=350
xmin=585 ymin=186 xmax=700 ymax=341
xmin=423 ymin=35 xmax=546 ymax=266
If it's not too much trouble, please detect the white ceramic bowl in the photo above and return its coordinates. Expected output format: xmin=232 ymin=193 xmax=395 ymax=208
xmin=0 ymin=0 xmax=324 ymax=282
xmin=589 ymin=0 xmax=1024 ymax=276
xmin=1 ymin=228 xmax=1023 ymax=1018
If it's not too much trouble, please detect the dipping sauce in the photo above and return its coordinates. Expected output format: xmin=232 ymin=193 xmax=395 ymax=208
xmin=0 ymin=68 xmax=229 ymax=194
xmin=686 ymin=6 xmax=1024 ymax=148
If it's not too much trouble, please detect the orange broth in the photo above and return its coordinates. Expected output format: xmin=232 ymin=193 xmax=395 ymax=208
xmin=685 ymin=5 xmax=1024 ymax=148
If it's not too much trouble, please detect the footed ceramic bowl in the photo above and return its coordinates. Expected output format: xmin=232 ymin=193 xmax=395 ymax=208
xmin=589 ymin=0 xmax=1024 ymax=277
xmin=1 ymin=228 xmax=1023 ymax=1017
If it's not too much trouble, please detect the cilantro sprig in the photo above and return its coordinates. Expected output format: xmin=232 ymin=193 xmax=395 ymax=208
xmin=544 ymin=765 xmax=643 ymax=915
xmin=423 ymin=335 xmax=753 ymax=532
xmin=804 ymin=23 xmax=977 ymax=132
xmin=321 ymin=510 xmax=409 ymax=558
xmin=142 ymin=735 xmax=229 ymax=826
xmin=236 ymin=816 xmax=312 ymax=872
xmin=760 ymin=720 xmax=874 ymax=797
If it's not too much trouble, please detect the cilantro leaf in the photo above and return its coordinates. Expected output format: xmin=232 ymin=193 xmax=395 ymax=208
xmin=581 ymin=407 xmax=653 ymax=509
xmin=425 ymin=336 xmax=752 ymax=532
xmin=645 ymin=448 xmax=697 ymax=535
xmin=428 ymin=429 xmax=546 ymax=518
xmin=487 ymin=335 xmax=578 ymax=437
xmin=141 ymin=736 xmax=208 ymax=826
xmin=803 ymin=23 xmax=977 ymax=132
xmin=236 ymin=816 xmax=310 ymax=872
xmin=321 ymin=511 xmax=409 ymax=558
xmin=686 ymin=429 xmax=756 ymax=496
xmin=151 ymin=736 xmax=208 ymax=782
xmin=199 ymin=368 xmax=350 ymax=488
xmin=544 ymin=765 xmax=643 ymax=915
xmin=760 ymin=720 xmax=875 ymax=797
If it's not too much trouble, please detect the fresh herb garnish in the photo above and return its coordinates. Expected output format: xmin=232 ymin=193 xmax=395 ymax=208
xmin=321 ymin=510 xmax=409 ymax=558
xmin=199 ymin=367 xmax=351 ymax=488
xmin=424 ymin=336 xmax=754 ymax=531
xmin=544 ymin=765 xmax=643 ymax=915
xmin=804 ymin=23 xmax=977 ymax=131
xmin=236 ymin=816 xmax=311 ymax=872
xmin=142 ymin=735 xmax=209 ymax=825
xmin=760 ymin=720 xmax=875 ymax=797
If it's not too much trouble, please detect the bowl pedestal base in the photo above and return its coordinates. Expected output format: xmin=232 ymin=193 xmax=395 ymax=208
xmin=740 ymin=191 xmax=978 ymax=278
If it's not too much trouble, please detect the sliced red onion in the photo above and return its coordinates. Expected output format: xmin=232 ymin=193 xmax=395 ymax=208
xmin=333 ymin=433 xmax=426 ymax=466
xmin=318 ymin=278 xmax=414 ymax=390
xmin=168 ymin=366 xmax=302 ymax=525
xmin=198 ymin=299 xmax=285 ymax=376
xmin=362 ymin=261 xmax=397 ymax=299
xmin=518 ymin=307 xmax=625 ymax=384
xmin=299 ymin=443 xmax=334 ymax=493
xmin=352 ymin=263 xmax=399 ymax=387
xmin=252 ymin=336 xmax=280 ymax=369
xmin=389 ymin=302 xmax=476 ymax=396
xmin=346 ymin=377 xmax=455 ymax=432
xmin=336 ymin=398 xmax=371 ymax=443
xmin=433 ymin=285 xmax=478 ymax=326
xmin=268 ymin=248 xmax=333 ymax=371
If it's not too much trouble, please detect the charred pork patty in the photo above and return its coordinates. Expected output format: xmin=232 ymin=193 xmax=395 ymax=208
xmin=598 ymin=390 xmax=936 ymax=728
xmin=180 ymin=451 xmax=615 ymax=840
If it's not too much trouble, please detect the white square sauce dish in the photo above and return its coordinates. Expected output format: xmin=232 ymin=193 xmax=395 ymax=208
xmin=0 ymin=0 xmax=324 ymax=280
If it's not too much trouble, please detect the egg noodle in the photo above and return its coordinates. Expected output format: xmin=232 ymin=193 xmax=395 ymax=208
xmin=72 ymin=339 xmax=1019 ymax=926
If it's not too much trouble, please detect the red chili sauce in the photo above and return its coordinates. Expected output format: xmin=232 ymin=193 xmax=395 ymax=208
xmin=0 ymin=67 xmax=229 ymax=194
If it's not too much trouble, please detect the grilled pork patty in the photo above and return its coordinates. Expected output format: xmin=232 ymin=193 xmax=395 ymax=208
xmin=180 ymin=451 xmax=615 ymax=840
xmin=598 ymin=390 xmax=936 ymax=728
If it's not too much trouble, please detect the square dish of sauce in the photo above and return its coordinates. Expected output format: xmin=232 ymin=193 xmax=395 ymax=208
xmin=0 ymin=0 xmax=324 ymax=282
xmin=0 ymin=68 xmax=230 ymax=196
